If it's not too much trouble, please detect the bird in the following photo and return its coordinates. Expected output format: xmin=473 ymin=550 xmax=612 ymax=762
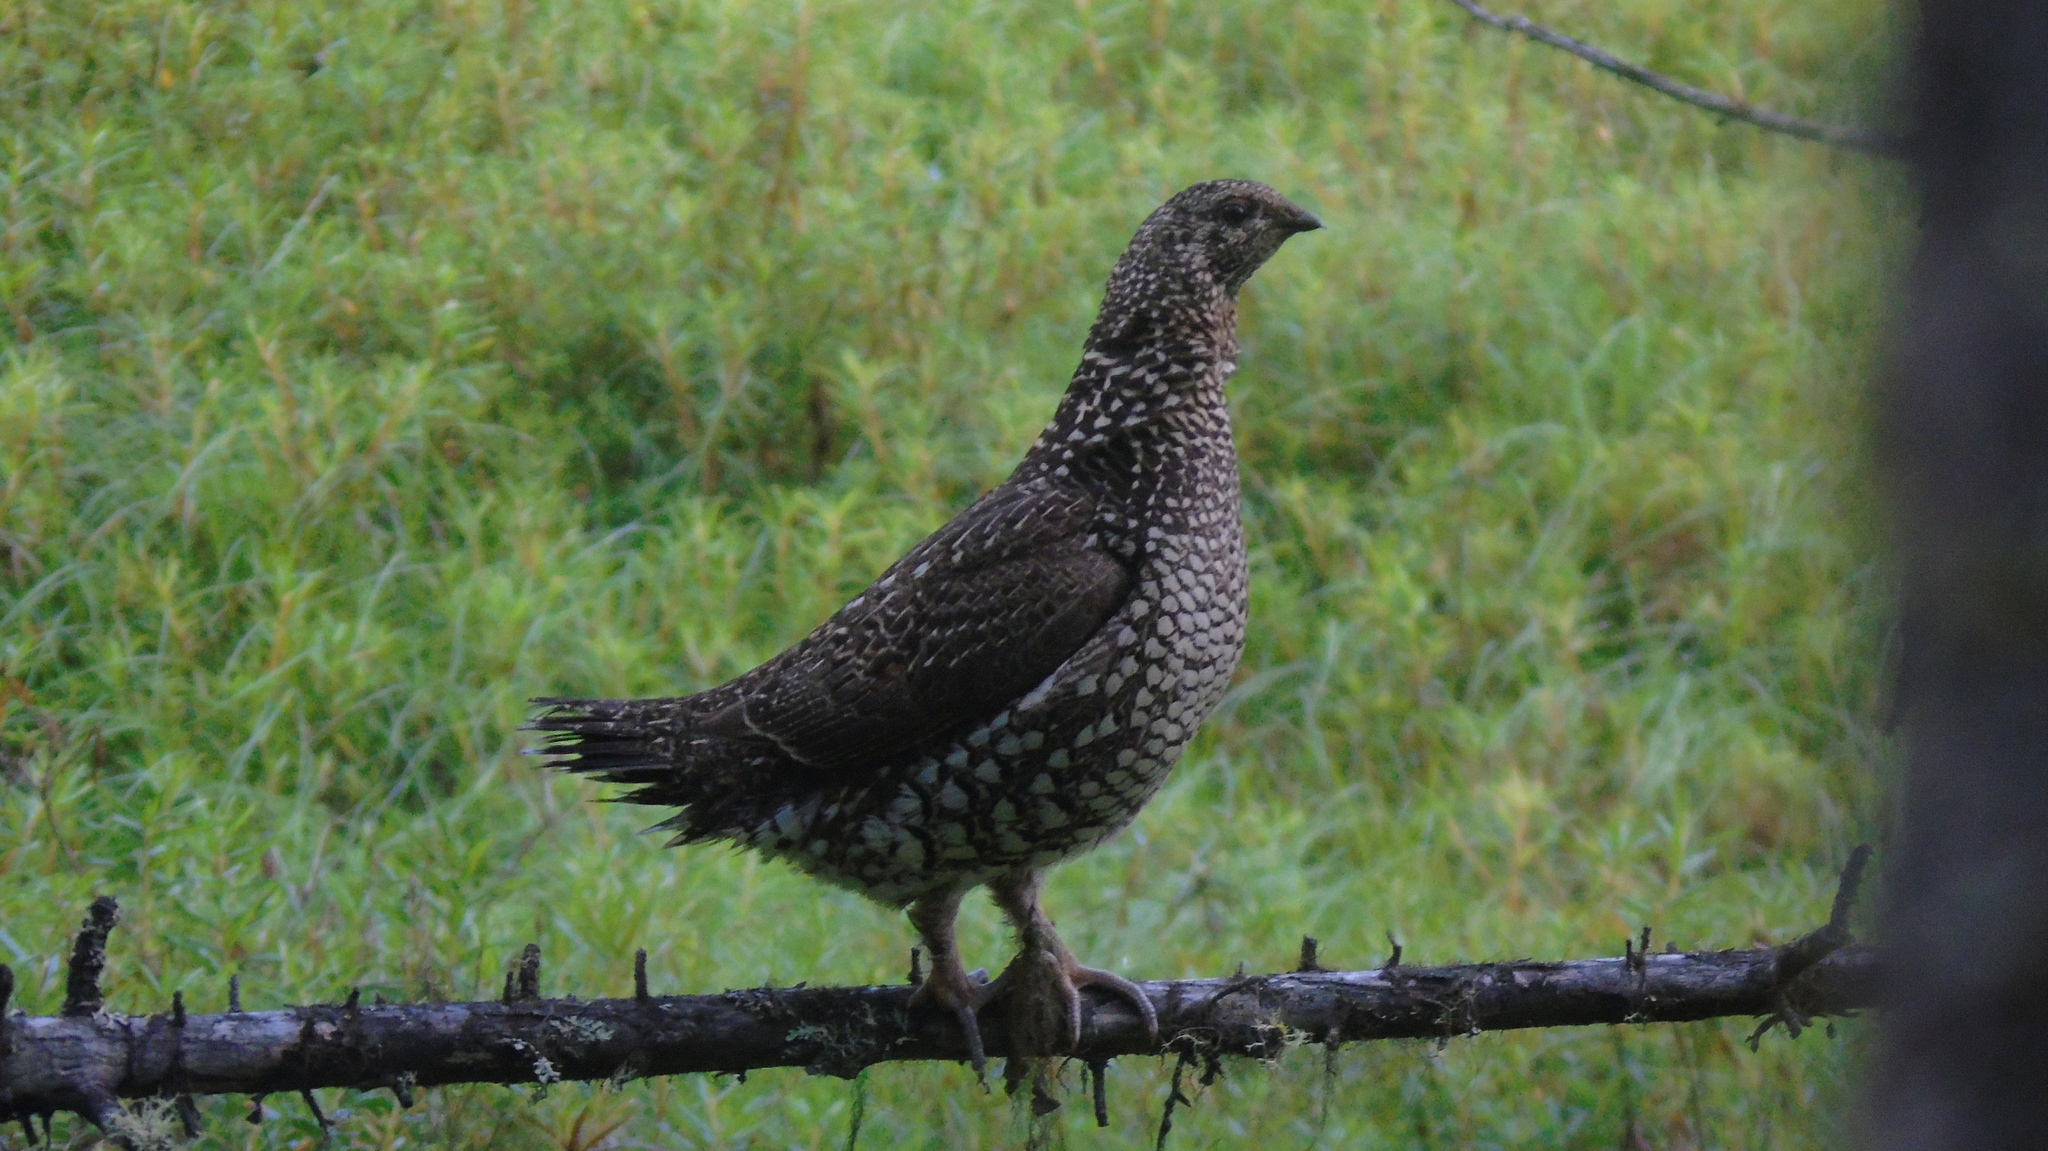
xmin=531 ymin=179 xmax=1320 ymax=1072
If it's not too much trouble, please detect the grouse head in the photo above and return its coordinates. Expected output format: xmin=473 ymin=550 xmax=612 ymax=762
xmin=1089 ymin=179 xmax=1322 ymax=353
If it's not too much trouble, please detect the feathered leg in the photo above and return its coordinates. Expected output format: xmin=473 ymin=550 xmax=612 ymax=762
xmin=906 ymin=887 xmax=996 ymax=1077
xmin=988 ymin=868 xmax=1159 ymax=1052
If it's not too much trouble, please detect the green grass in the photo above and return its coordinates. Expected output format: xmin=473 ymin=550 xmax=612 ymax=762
xmin=2 ymin=0 xmax=1897 ymax=1146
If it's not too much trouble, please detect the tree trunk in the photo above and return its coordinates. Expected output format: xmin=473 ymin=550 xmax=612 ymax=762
xmin=1868 ymin=2 xmax=2048 ymax=1147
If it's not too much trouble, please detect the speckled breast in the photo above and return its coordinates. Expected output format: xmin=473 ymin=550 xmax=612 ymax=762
xmin=749 ymin=446 xmax=1249 ymax=906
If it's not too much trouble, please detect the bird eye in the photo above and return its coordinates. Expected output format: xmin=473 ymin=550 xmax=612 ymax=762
xmin=1215 ymin=200 xmax=1253 ymax=227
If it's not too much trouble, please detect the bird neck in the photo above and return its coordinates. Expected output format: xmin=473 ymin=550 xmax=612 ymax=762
xmin=1082 ymin=268 xmax=1236 ymax=359
xmin=1017 ymin=319 xmax=1241 ymax=493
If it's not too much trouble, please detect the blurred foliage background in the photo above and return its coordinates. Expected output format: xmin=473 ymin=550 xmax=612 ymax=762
xmin=1 ymin=0 xmax=1897 ymax=1145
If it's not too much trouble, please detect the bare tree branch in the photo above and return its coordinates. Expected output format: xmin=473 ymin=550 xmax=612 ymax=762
xmin=1 ymin=866 xmax=1880 ymax=1145
xmin=1445 ymin=0 xmax=1897 ymax=156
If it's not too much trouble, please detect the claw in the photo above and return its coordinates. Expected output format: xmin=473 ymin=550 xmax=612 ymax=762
xmin=1059 ymin=975 xmax=1083 ymax=1048
xmin=908 ymin=953 xmax=997 ymax=1081
xmin=952 ymin=1000 xmax=989 ymax=1075
xmin=1069 ymin=964 xmax=1158 ymax=1044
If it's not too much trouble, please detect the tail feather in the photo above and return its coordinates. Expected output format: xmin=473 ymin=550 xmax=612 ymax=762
xmin=528 ymin=696 xmax=786 ymax=842
xmin=529 ymin=697 xmax=676 ymax=784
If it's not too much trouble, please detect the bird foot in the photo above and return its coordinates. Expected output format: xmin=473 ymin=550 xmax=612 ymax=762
xmin=995 ymin=938 xmax=1159 ymax=1054
xmin=909 ymin=956 xmax=1000 ymax=1080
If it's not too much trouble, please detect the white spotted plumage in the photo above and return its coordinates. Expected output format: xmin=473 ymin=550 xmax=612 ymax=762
xmin=534 ymin=183 xmax=1320 ymax=1056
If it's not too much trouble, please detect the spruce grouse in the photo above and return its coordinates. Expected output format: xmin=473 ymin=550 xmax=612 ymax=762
xmin=533 ymin=180 xmax=1320 ymax=1069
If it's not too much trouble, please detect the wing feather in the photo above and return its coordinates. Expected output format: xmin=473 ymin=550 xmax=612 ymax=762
xmin=532 ymin=475 xmax=1130 ymax=836
xmin=708 ymin=478 xmax=1128 ymax=771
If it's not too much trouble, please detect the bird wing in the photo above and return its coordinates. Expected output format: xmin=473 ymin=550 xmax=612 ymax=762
xmin=689 ymin=476 xmax=1130 ymax=774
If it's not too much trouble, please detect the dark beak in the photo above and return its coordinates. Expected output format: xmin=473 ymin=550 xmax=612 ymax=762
xmin=1283 ymin=208 xmax=1324 ymax=234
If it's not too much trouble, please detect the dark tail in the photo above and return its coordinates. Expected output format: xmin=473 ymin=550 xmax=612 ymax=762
xmin=526 ymin=696 xmax=784 ymax=844
xmin=529 ymin=697 xmax=676 ymax=789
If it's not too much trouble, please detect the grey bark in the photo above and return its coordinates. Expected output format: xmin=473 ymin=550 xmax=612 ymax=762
xmin=1 ymin=886 xmax=1877 ymax=1144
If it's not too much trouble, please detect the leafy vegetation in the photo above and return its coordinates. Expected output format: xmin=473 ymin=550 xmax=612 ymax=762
xmin=2 ymin=0 xmax=1897 ymax=1145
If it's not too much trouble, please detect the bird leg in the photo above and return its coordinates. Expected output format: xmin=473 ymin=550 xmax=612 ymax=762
xmin=906 ymin=888 xmax=997 ymax=1078
xmin=988 ymin=868 xmax=1160 ymax=1053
